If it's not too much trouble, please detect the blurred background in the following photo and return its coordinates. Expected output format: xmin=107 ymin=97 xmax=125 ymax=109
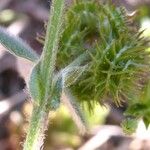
xmin=0 ymin=0 xmax=150 ymax=150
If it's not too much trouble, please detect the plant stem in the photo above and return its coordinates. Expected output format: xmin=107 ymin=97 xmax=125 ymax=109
xmin=40 ymin=0 xmax=65 ymax=98
xmin=24 ymin=0 xmax=65 ymax=149
xmin=23 ymin=104 xmax=49 ymax=150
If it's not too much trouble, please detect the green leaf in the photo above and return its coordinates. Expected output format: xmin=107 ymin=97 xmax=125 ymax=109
xmin=49 ymin=64 xmax=87 ymax=110
xmin=0 ymin=27 xmax=39 ymax=62
xmin=62 ymin=88 xmax=87 ymax=134
xmin=28 ymin=63 xmax=45 ymax=104
xmin=61 ymin=65 xmax=88 ymax=87
xmin=50 ymin=76 xmax=63 ymax=110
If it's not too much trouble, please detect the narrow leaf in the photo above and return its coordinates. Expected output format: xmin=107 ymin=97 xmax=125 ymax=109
xmin=0 ymin=27 xmax=39 ymax=62
xmin=61 ymin=65 xmax=88 ymax=88
xmin=29 ymin=63 xmax=45 ymax=104
xmin=62 ymin=88 xmax=87 ymax=134
xmin=49 ymin=64 xmax=87 ymax=110
xmin=49 ymin=76 xmax=63 ymax=110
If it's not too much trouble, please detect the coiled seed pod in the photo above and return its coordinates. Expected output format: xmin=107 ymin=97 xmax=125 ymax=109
xmin=56 ymin=0 xmax=150 ymax=107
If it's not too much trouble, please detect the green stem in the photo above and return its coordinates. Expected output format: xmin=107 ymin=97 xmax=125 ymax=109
xmin=24 ymin=0 xmax=65 ymax=149
xmin=23 ymin=104 xmax=49 ymax=150
xmin=40 ymin=0 xmax=65 ymax=98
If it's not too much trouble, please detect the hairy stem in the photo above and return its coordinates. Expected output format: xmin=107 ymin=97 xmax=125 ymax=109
xmin=24 ymin=0 xmax=65 ymax=149
xmin=40 ymin=0 xmax=65 ymax=99
xmin=23 ymin=104 xmax=49 ymax=150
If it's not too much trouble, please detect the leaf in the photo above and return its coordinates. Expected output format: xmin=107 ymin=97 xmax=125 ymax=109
xmin=61 ymin=65 xmax=88 ymax=88
xmin=0 ymin=27 xmax=39 ymax=62
xmin=48 ymin=64 xmax=87 ymax=111
xmin=28 ymin=62 xmax=45 ymax=104
xmin=67 ymin=50 xmax=90 ymax=67
xmin=49 ymin=76 xmax=63 ymax=110
xmin=62 ymin=88 xmax=87 ymax=134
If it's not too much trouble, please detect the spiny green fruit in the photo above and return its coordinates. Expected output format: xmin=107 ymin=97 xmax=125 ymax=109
xmin=56 ymin=0 xmax=150 ymax=107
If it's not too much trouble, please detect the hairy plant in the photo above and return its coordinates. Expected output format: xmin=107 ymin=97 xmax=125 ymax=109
xmin=57 ymin=1 xmax=150 ymax=107
xmin=0 ymin=0 xmax=150 ymax=149
xmin=124 ymin=79 xmax=150 ymax=130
